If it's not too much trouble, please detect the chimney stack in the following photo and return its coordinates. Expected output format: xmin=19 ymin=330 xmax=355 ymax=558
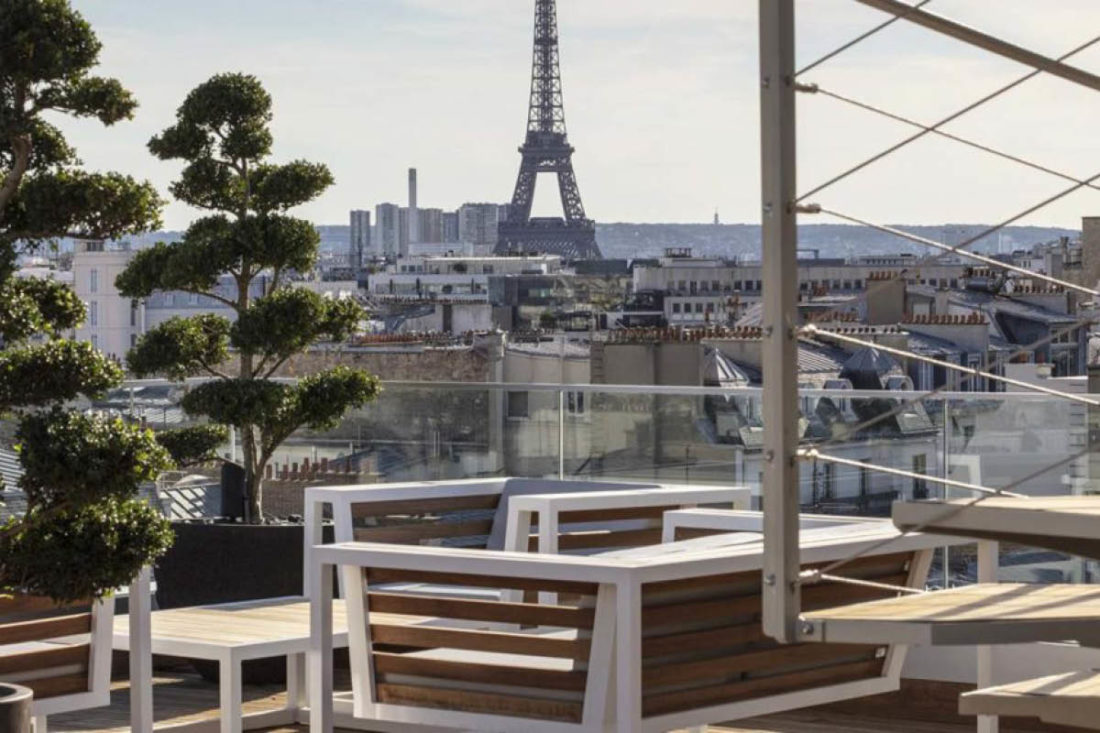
xmin=408 ymin=167 xmax=419 ymax=245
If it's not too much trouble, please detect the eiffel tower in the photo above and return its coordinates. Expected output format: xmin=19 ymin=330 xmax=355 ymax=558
xmin=497 ymin=0 xmax=601 ymax=260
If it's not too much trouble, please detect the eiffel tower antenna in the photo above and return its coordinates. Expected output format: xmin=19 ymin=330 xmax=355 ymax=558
xmin=497 ymin=0 xmax=601 ymax=260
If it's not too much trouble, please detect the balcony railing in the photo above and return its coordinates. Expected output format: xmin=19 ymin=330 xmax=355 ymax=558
xmin=71 ymin=378 xmax=1096 ymax=588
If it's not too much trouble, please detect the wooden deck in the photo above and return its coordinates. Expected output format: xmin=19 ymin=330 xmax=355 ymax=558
xmin=48 ymin=669 xmax=1082 ymax=733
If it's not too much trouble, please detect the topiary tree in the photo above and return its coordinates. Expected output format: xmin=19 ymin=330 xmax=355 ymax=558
xmin=118 ymin=73 xmax=381 ymax=522
xmin=0 ymin=0 xmax=174 ymax=602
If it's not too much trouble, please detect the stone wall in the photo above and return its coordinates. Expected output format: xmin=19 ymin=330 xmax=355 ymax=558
xmin=225 ymin=346 xmax=491 ymax=382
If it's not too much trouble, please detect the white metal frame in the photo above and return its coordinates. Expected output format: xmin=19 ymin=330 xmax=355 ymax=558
xmin=310 ymin=520 xmax=948 ymax=733
xmin=21 ymin=596 xmax=113 ymax=729
xmin=504 ymin=485 xmax=752 ymax=555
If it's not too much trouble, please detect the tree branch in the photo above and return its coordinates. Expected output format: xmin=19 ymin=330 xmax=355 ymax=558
xmin=262 ymin=353 xmax=293 ymax=379
xmin=179 ymin=287 xmax=237 ymax=310
xmin=0 ymin=134 xmax=31 ymax=218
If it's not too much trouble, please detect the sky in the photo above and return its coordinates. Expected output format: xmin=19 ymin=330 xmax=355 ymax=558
xmin=56 ymin=0 xmax=1100 ymax=231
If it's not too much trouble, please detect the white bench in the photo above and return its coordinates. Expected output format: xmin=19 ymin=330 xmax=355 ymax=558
xmin=310 ymin=519 xmax=951 ymax=733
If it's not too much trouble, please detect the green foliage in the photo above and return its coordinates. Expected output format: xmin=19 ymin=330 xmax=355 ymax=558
xmin=4 ymin=169 xmax=163 ymax=247
xmin=181 ymin=379 xmax=288 ymax=429
xmin=231 ymin=289 xmax=363 ymax=360
xmin=118 ymin=72 xmax=376 ymax=522
xmin=0 ymin=274 xmax=86 ymax=342
xmin=1 ymin=499 xmax=173 ymax=602
xmin=0 ymin=340 xmax=122 ymax=409
xmin=155 ymin=425 xmax=229 ymax=468
xmin=17 ymin=410 xmax=172 ymax=508
xmin=127 ymin=314 xmax=231 ymax=380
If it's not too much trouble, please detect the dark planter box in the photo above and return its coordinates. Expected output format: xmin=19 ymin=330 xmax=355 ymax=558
xmin=154 ymin=521 xmax=335 ymax=684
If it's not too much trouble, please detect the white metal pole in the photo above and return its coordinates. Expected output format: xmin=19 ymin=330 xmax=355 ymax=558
xmin=759 ymin=0 xmax=802 ymax=644
xmin=976 ymin=540 xmax=1000 ymax=733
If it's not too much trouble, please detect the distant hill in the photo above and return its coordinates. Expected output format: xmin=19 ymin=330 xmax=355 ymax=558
xmin=593 ymin=223 xmax=1079 ymax=261
xmin=57 ymin=222 xmax=1078 ymax=262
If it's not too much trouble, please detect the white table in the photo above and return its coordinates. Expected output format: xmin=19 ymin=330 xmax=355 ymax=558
xmin=115 ymin=596 xmax=349 ymax=733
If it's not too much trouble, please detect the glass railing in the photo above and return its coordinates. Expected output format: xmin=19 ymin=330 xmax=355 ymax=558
xmin=72 ymin=379 xmax=1096 ymax=586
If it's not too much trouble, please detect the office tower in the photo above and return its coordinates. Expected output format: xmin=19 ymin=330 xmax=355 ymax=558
xmin=417 ymin=208 xmax=444 ymax=243
xmin=458 ymin=203 xmax=502 ymax=248
xmin=375 ymin=203 xmax=401 ymax=257
xmin=442 ymin=211 xmax=460 ymax=243
xmin=349 ymin=209 xmax=371 ymax=270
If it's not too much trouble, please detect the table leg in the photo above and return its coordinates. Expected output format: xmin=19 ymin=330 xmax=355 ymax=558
xmin=309 ymin=562 xmax=334 ymax=733
xmin=286 ymin=652 xmax=306 ymax=711
xmin=219 ymin=654 xmax=242 ymax=733
xmin=129 ymin=567 xmax=153 ymax=733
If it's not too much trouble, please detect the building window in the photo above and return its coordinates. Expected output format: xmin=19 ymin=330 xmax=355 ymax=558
xmin=89 ymin=269 xmax=98 ymax=294
xmin=566 ymin=391 xmax=585 ymax=415
xmin=90 ymin=334 xmax=98 ymax=349
xmin=89 ymin=301 xmax=98 ymax=327
xmin=507 ymin=392 xmax=529 ymax=419
xmin=695 ymin=303 xmax=704 ymax=314
xmin=822 ymin=463 xmax=835 ymax=500
xmin=130 ymin=333 xmax=137 ymax=348
xmin=130 ymin=302 xmax=138 ymax=327
xmin=672 ymin=303 xmax=681 ymax=314
xmin=712 ymin=280 xmax=720 ymax=291
xmin=705 ymin=302 xmax=715 ymax=312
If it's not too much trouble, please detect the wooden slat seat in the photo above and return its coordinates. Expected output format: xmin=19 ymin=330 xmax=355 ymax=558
xmin=960 ymin=670 xmax=1100 ymax=730
xmin=1 ymin=596 xmax=95 ymax=701
xmin=800 ymin=583 xmax=1100 ymax=646
xmin=638 ymin=553 xmax=912 ymax=719
xmin=357 ymin=566 xmax=599 ymax=723
xmin=893 ymin=496 xmax=1100 ymax=561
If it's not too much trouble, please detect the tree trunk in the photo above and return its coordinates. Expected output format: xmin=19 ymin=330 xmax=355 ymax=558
xmin=240 ymin=425 xmax=261 ymax=523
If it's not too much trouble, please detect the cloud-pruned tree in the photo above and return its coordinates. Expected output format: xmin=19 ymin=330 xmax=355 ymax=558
xmin=118 ymin=73 xmax=380 ymax=522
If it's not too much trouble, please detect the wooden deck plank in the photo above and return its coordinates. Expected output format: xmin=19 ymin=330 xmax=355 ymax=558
xmin=45 ymin=669 xmax=1071 ymax=733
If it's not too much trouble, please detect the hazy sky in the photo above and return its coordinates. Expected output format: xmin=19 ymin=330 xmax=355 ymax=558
xmin=58 ymin=0 xmax=1100 ymax=231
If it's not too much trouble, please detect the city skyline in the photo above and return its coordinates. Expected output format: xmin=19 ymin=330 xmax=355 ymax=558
xmin=60 ymin=0 xmax=1100 ymax=232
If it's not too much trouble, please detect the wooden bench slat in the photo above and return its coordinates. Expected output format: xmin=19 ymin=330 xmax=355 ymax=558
xmin=355 ymin=519 xmax=494 ymax=545
xmin=642 ymin=658 xmax=885 ymax=717
xmin=642 ymin=574 xmax=909 ymax=627
xmin=642 ymin=623 xmax=767 ymax=659
xmin=642 ymin=552 xmax=912 ymax=599
xmin=370 ymin=624 xmax=590 ymax=660
xmin=22 ymin=672 xmax=90 ymax=700
xmin=0 ymin=644 xmax=89 ymax=676
xmin=366 ymin=568 xmax=597 ymax=596
xmin=377 ymin=682 xmax=583 ymax=723
xmin=556 ymin=527 xmax=665 ymax=552
xmin=351 ymin=493 xmax=501 ymax=518
xmin=0 ymin=614 xmax=91 ymax=645
xmin=0 ymin=596 xmax=90 ymax=623
xmin=642 ymin=643 xmax=881 ymax=689
xmin=367 ymin=592 xmax=595 ymax=629
xmin=374 ymin=651 xmax=587 ymax=691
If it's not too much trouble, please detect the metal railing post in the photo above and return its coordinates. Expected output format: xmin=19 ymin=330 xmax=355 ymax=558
xmin=759 ymin=0 xmax=802 ymax=644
